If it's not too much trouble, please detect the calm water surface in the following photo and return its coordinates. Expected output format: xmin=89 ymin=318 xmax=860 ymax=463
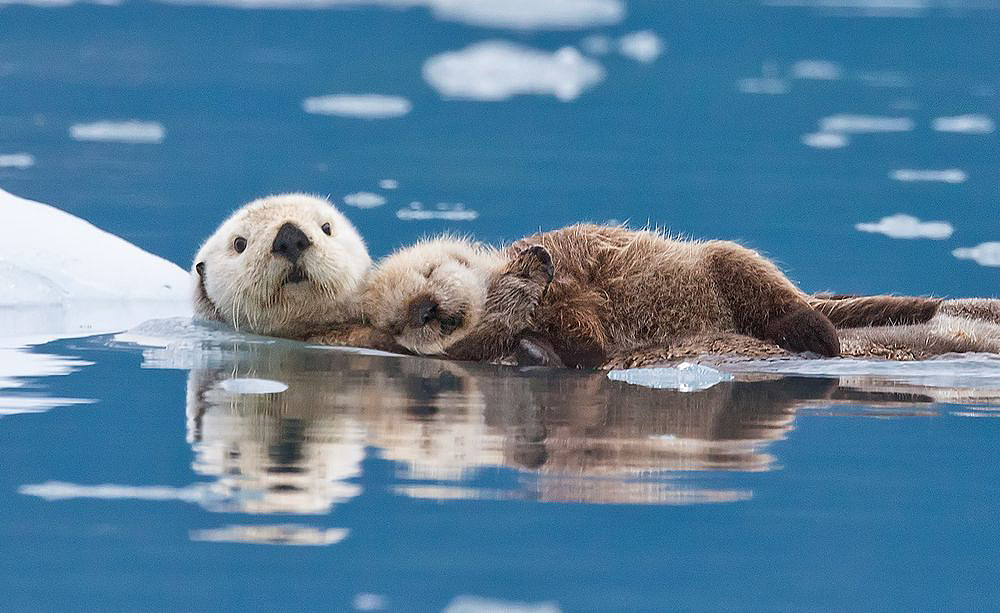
xmin=2 ymin=1 xmax=1000 ymax=611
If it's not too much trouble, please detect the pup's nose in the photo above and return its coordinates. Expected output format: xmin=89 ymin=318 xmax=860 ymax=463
xmin=271 ymin=222 xmax=312 ymax=263
xmin=407 ymin=295 xmax=439 ymax=328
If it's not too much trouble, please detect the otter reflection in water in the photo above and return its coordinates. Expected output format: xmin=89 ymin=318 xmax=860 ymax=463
xmin=182 ymin=341 xmax=965 ymax=512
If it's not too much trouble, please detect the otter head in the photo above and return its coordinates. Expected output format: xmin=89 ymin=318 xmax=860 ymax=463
xmin=363 ymin=237 xmax=502 ymax=355
xmin=192 ymin=193 xmax=372 ymax=337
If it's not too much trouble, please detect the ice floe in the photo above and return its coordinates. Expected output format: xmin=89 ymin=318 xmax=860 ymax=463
xmin=353 ymin=593 xmax=388 ymax=611
xmin=69 ymin=120 xmax=165 ymax=143
xmin=396 ymin=201 xmax=479 ymax=221
xmin=890 ymin=168 xmax=967 ymax=183
xmin=819 ymin=114 xmax=913 ymax=133
xmin=428 ymin=0 xmax=623 ymax=30
xmin=0 ymin=153 xmax=35 ymax=169
xmin=953 ymin=242 xmax=1000 ymax=267
xmin=219 ymin=378 xmax=289 ymax=394
xmin=801 ymin=132 xmax=849 ymax=148
xmin=932 ymin=114 xmax=995 ymax=134
xmin=791 ymin=59 xmax=841 ymax=80
xmin=190 ymin=524 xmax=348 ymax=546
xmin=607 ymin=363 xmax=732 ymax=392
xmin=378 ymin=178 xmax=399 ymax=189
xmin=618 ymin=30 xmax=663 ymax=63
xmin=0 ymin=0 xmax=120 ymax=5
xmin=855 ymin=213 xmax=953 ymax=239
xmin=443 ymin=596 xmax=561 ymax=613
xmin=302 ymin=94 xmax=412 ymax=118
xmin=423 ymin=41 xmax=605 ymax=101
xmin=343 ymin=191 xmax=387 ymax=208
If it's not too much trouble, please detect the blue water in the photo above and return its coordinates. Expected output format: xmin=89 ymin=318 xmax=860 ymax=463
xmin=2 ymin=2 xmax=1000 ymax=611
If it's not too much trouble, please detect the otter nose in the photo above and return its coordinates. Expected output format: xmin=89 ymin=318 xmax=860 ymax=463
xmin=407 ymin=295 xmax=439 ymax=328
xmin=271 ymin=222 xmax=312 ymax=263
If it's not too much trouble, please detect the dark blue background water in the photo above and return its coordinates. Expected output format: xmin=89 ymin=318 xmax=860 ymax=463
xmin=2 ymin=2 xmax=1000 ymax=611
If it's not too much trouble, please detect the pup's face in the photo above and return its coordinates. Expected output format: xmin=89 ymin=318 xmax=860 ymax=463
xmin=192 ymin=193 xmax=371 ymax=336
xmin=363 ymin=238 xmax=500 ymax=355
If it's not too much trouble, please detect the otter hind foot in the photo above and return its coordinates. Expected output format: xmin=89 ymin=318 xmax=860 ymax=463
xmin=515 ymin=335 xmax=565 ymax=368
xmin=764 ymin=307 xmax=841 ymax=357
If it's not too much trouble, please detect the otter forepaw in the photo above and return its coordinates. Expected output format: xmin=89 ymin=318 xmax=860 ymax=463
xmin=515 ymin=336 xmax=565 ymax=367
xmin=764 ymin=308 xmax=841 ymax=357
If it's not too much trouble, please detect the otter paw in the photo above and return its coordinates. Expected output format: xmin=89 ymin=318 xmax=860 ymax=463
xmin=765 ymin=308 xmax=841 ymax=357
xmin=515 ymin=336 xmax=565 ymax=367
xmin=514 ymin=244 xmax=555 ymax=286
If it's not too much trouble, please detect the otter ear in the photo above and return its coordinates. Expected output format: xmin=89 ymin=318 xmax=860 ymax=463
xmin=195 ymin=261 xmax=206 ymax=278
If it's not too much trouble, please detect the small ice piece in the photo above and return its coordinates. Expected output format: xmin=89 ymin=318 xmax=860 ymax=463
xmin=801 ymin=132 xmax=848 ymax=148
xmin=932 ymin=114 xmax=995 ymax=134
xmin=219 ymin=378 xmax=288 ymax=394
xmin=396 ymin=202 xmax=479 ymax=221
xmin=855 ymin=214 xmax=953 ymax=239
xmin=302 ymin=94 xmax=412 ymax=119
xmin=443 ymin=595 xmax=561 ymax=613
xmin=618 ymin=30 xmax=663 ymax=63
xmin=343 ymin=191 xmax=387 ymax=208
xmin=429 ymin=0 xmax=624 ymax=30
xmin=190 ymin=524 xmax=348 ymax=546
xmin=791 ymin=59 xmax=841 ymax=80
xmin=69 ymin=120 xmax=165 ymax=143
xmin=607 ymin=362 xmax=732 ymax=391
xmin=378 ymin=179 xmax=398 ymax=189
xmin=353 ymin=593 xmax=388 ymax=611
xmin=819 ymin=114 xmax=913 ymax=133
xmin=0 ymin=153 xmax=35 ymax=169
xmin=423 ymin=41 xmax=605 ymax=102
xmin=580 ymin=34 xmax=612 ymax=55
xmin=953 ymin=242 xmax=1000 ymax=267
xmin=890 ymin=168 xmax=967 ymax=183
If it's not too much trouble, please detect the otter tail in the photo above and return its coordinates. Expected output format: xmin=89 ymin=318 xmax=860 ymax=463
xmin=808 ymin=294 xmax=941 ymax=328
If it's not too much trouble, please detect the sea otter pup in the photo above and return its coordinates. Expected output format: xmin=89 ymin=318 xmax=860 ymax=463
xmin=191 ymin=193 xmax=394 ymax=347
xmin=363 ymin=225 xmax=940 ymax=367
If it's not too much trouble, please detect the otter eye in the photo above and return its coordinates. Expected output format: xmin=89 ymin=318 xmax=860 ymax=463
xmin=233 ymin=237 xmax=247 ymax=253
xmin=321 ymin=222 xmax=332 ymax=236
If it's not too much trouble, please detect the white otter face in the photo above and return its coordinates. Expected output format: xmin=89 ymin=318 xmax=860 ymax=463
xmin=192 ymin=193 xmax=372 ymax=336
xmin=363 ymin=238 xmax=501 ymax=355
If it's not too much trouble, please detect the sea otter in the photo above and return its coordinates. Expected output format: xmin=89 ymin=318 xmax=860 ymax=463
xmin=362 ymin=225 xmax=941 ymax=367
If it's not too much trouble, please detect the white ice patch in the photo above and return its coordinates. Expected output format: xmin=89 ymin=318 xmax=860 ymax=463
xmin=819 ymin=114 xmax=913 ymax=133
xmin=617 ymin=30 xmax=663 ymax=63
xmin=69 ymin=120 xmax=165 ymax=143
xmin=343 ymin=191 xmax=387 ymax=208
xmin=791 ymin=59 xmax=841 ymax=80
xmin=736 ymin=77 xmax=788 ymax=95
xmin=303 ymin=94 xmax=412 ymax=118
xmin=20 ymin=481 xmax=217 ymax=503
xmin=443 ymin=596 xmax=561 ymax=613
xmin=890 ymin=168 xmax=967 ymax=183
xmin=396 ymin=202 xmax=479 ymax=221
xmin=953 ymin=242 xmax=1000 ymax=267
xmin=761 ymin=0 xmax=929 ymax=17
xmin=218 ymin=377 xmax=289 ymax=394
xmin=353 ymin=593 xmax=388 ymax=611
xmin=855 ymin=214 xmax=953 ymax=239
xmin=423 ymin=41 xmax=605 ymax=101
xmin=607 ymin=363 xmax=732 ymax=392
xmin=0 ymin=0 xmax=120 ymax=5
xmin=428 ymin=0 xmax=623 ymax=29
xmin=801 ymin=132 xmax=849 ymax=148
xmin=0 ymin=189 xmax=191 ymax=339
xmin=378 ymin=178 xmax=399 ymax=189
xmin=190 ymin=524 xmax=348 ymax=546
xmin=0 ymin=153 xmax=35 ymax=169
xmin=932 ymin=114 xmax=995 ymax=134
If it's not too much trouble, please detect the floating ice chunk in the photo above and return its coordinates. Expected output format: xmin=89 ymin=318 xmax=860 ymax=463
xmin=190 ymin=524 xmax=348 ymax=546
xmin=302 ymin=94 xmax=412 ymax=118
xmin=0 ymin=153 xmax=35 ymax=169
xmin=0 ymin=0 xmax=120 ymax=5
xmin=890 ymin=168 xmax=967 ymax=183
xmin=343 ymin=191 xmax=387 ymax=208
xmin=20 ymin=481 xmax=217 ymax=503
xmin=69 ymin=120 xmax=165 ymax=143
xmin=580 ymin=34 xmax=612 ymax=55
xmin=0 ymin=188 xmax=191 ymax=338
xmin=736 ymin=77 xmax=788 ymax=95
xmin=953 ymin=242 xmax=1000 ymax=267
xmin=429 ymin=0 xmax=623 ymax=29
xmin=396 ymin=202 xmax=478 ymax=221
xmin=762 ymin=0 xmax=928 ymax=17
xmin=792 ymin=59 xmax=841 ymax=80
xmin=353 ymin=593 xmax=388 ymax=611
xmin=618 ymin=30 xmax=663 ymax=63
xmin=443 ymin=596 xmax=561 ymax=613
xmin=378 ymin=178 xmax=399 ymax=189
xmin=855 ymin=214 xmax=953 ymax=239
xmin=423 ymin=41 xmax=605 ymax=101
xmin=801 ymin=132 xmax=849 ymax=148
xmin=607 ymin=362 xmax=732 ymax=391
xmin=819 ymin=114 xmax=913 ymax=133
xmin=0 ymin=396 xmax=94 ymax=416
xmin=933 ymin=114 xmax=995 ymax=134
xmin=218 ymin=377 xmax=289 ymax=394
